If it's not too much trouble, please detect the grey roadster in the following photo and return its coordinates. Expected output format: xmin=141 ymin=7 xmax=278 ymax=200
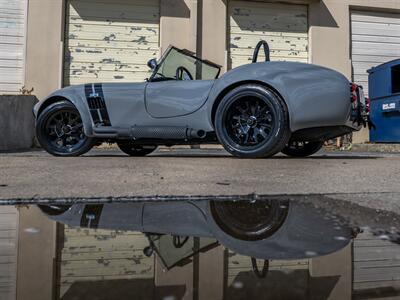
xmin=34 ymin=41 xmax=369 ymax=158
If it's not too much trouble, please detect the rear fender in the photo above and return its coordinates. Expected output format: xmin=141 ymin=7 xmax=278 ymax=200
xmin=208 ymin=62 xmax=351 ymax=132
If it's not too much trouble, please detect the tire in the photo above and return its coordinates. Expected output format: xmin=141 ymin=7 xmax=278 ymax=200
xmin=281 ymin=141 xmax=324 ymax=157
xmin=117 ymin=142 xmax=157 ymax=156
xmin=36 ymin=101 xmax=95 ymax=156
xmin=209 ymin=200 xmax=289 ymax=241
xmin=215 ymin=84 xmax=291 ymax=158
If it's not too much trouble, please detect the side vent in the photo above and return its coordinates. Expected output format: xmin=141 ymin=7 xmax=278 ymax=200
xmin=84 ymin=83 xmax=111 ymax=126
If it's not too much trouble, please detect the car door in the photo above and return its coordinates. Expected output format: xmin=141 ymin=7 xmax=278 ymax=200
xmin=144 ymin=79 xmax=215 ymax=118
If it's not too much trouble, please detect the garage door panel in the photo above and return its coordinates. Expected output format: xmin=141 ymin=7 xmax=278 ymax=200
xmin=68 ymin=50 xmax=158 ymax=64
xmin=68 ymin=23 xmax=159 ymax=35
xmin=67 ymin=62 xmax=149 ymax=73
xmin=231 ymin=54 xmax=307 ymax=68
xmin=229 ymin=1 xmax=308 ymax=68
xmin=68 ymin=29 xmax=158 ymax=44
xmin=0 ymin=206 xmax=18 ymax=300
xmin=230 ymin=28 xmax=308 ymax=39
xmin=0 ymin=15 xmax=25 ymax=24
xmin=352 ymin=54 xmax=400 ymax=65
xmin=351 ymin=10 xmax=400 ymax=95
xmin=65 ymin=0 xmax=160 ymax=85
xmin=65 ymin=72 xmax=149 ymax=84
xmin=352 ymin=12 xmax=400 ymax=25
xmin=230 ymin=35 xmax=308 ymax=51
xmin=230 ymin=18 xmax=307 ymax=33
xmin=352 ymin=34 xmax=400 ymax=45
xmin=68 ymin=17 xmax=159 ymax=29
xmin=231 ymin=49 xmax=308 ymax=59
xmin=352 ymin=22 xmax=400 ymax=37
xmin=0 ymin=0 xmax=25 ymax=93
xmin=68 ymin=40 xmax=158 ymax=51
xmin=59 ymin=226 xmax=153 ymax=298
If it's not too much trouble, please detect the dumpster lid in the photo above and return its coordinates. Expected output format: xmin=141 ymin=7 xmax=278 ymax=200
xmin=368 ymin=58 xmax=400 ymax=74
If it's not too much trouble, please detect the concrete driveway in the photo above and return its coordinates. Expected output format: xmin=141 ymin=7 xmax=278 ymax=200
xmin=0 ymin=147 xmax=398 ymax=198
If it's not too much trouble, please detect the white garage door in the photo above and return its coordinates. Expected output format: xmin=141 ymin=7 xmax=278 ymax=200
xmin=229 ymin=1 xmax=308 ymax=69
xmin=64 ymin=0 xmax=160 ymax=85
xmin=353 ymin=232 xmax=400 ymax=294
xmin=0 ymin=207 xmax=18 ymax=300
xmin=58 ymin=227 xmax=153 ymax=297
xmin=351 ymin=11 xmax=400 ymax=96
xmin=0 ymin=0 xmax=27 ymax=94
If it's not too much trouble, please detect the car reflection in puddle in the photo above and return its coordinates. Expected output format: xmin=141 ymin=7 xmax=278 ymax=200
xmin=39 ymin=200 xmax=353 ymax=261
xmin=35 ymin=199 xmax=375 ymax=300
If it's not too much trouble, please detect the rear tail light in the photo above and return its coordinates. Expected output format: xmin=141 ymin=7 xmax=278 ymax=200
xmin=350 ymin=83 xmax=358 ymax=103
xmin=365 ymin=97 xmax=371 ymax=113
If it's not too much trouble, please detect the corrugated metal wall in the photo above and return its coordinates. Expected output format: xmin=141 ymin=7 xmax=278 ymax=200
xmin=64 ymin=0 xmax=160 ymax=85
xmin=0 ymin=0 xmax=26 ymax=94
xmin=351 ymin=10 xmax=400 ymax=96
xmin=0 ymin=207 xmax=18 ymax=300
xmin=228 ymin=1 xmax=308 ymax=69
xmin=58 ymin=227 xmax=154 ymax=298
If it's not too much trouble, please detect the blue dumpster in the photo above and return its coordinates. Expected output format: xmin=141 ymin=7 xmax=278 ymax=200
xmin=368 ymin=59 xmax=400 ymax=143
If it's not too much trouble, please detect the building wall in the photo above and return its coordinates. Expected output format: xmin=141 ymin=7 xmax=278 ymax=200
xmin=24 ymin=0 xmax=400 ymax=103
xmin=24 ymin=0 xmax=65 ymax=100
xmin=309 ymin=0 xmax=400 ymax=143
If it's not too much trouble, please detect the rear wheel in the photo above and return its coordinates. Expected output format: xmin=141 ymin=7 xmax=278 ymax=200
xmin=36 ymin=101 xmax=95 ymax=156
xmin=117 ymin=142 xmax=157 ymax=156
xmin=215 ymin=84 xmax=290 ymax=158
xmin=281 ymin=141 xmax=324 ymax=157
xmin=210 ymin=200 xmax=289 ymax=241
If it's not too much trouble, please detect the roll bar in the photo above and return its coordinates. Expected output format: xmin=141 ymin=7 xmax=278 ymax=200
xmin=252 ymin=40 xmax=270 ymax=63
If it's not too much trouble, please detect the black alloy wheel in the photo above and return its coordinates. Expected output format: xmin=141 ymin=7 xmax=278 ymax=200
xmin=210 ymin=200 xmax=289 ymax=241
xmin=117 ymin=142 xmax=157 ymax=156
xmin=281 ymin=141 xmax=324 ymax=157
xmin=215 ymin=84 xmax=290 ymax=158
xmin=36 ymin=101 xmax=95 ymax=156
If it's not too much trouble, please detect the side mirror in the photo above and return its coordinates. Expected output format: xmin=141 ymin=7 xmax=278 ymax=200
xmin=147 ymin=58 xmax=158 ymax=70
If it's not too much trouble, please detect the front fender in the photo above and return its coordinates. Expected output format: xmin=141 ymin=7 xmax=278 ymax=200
xmin=34 ymin=85 xmax=94 ymax=136
xmin=208 ymin=62 xmax=351 ymax=132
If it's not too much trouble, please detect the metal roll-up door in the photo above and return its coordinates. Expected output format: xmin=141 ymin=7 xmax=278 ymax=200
xmin=58 ymin=227 xmax=154 ymax=298
xmin=64 ymin=0 xmax=160 ymax=85
xmin=228 ymin=1 xmax=308 ymax=69
xmin=0 ymin=207 xmax=18 ymax=300
xmin=351 ymin=10 xmax=400 ymax=96
xmin=0 ymin=0 xmax=26 ymax=94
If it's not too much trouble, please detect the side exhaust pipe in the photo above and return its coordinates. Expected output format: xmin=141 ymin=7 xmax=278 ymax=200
xmin=131 ymin=126 xmax=207 ymax=140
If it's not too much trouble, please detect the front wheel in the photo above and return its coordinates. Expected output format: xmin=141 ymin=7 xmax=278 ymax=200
xmin=117 ymin=142 xmax=157 ymax=156
xmin=36 ymin=101 xmax=95 ymax=157
xmin=281 ymin=141 xmax=324 ymax=157
xmin=215 ymin=84 xmax=290 ymax=158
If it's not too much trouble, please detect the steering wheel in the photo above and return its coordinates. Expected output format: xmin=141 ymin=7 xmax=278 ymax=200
xmin=176 ymin=66 xmax=193 ymax=80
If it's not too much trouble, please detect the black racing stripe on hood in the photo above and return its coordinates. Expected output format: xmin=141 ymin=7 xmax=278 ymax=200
xmin=80 ymin=204 xmax=104 ymax=228
xmin=84 ymin=83 xmax=111 ymax=126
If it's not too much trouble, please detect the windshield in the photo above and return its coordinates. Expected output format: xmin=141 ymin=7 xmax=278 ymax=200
xmin=151 ymin=47 xmax=221 ymax=81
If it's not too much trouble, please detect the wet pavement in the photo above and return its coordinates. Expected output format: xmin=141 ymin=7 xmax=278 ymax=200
xmin=1 ymin=148 xmax=400 ymax=300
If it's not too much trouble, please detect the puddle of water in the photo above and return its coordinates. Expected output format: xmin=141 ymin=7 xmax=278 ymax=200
xmin=1 ymin=197 xmax=400 ymax=300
